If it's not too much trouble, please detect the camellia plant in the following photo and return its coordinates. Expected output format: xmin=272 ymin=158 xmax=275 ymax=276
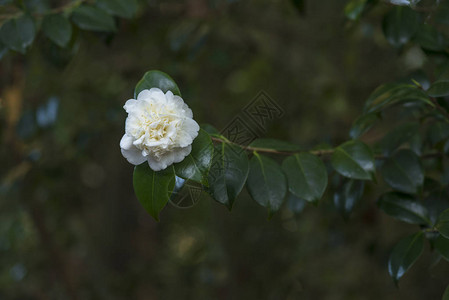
xmin=2 ymin=0 xmax=449 ymax=297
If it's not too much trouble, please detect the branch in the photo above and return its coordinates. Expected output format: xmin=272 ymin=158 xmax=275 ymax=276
xmin=430 ymin=96 xmax=449 ymax=122
xmin=210 ymin=136 xmax=444 ymax=160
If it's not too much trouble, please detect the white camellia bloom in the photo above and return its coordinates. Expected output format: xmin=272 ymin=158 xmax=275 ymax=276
xmin=120 ymin=88 xmax=200 ymax=171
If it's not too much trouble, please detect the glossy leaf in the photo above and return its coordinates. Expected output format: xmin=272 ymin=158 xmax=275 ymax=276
xmin=378 ymin=122 xmax=419 ymax=155
xmin=349 ymin=112 xmax=380 ymax=139
xmin=435 ymin=235 xmax=449 ymax=262
xmin=249 ymin=138 xmax=301 ymax=152
xmin=331 ymin=140 xmax=375 ymax=180
xmin=282 ymin=153 xmax=328 ymax=203
xmin=388 ymin=232 xmax=424 ymax=284
xmin=71 ymin=5 xmax=116 ymax=32
xmin=414 ymin=24 xmax=449 ymax=52
xmin=207 ymin=143 xmax=249 ymax=209
xmin=382 ymin=6 xmax=420 ymax=48
xmin=247 ymin=153 xmax=287 ymax=214
xmin=96 ymin=0 xmax=138 ymax=19
xmin=42 ymin=14 xmax=72 ymax=48
xmin=363 ymin=83 xmax=433 ymax=114
xmin=381 ymin=149 xmax=423 ymax=194
xmin=344 ymin=0 xmax=366 ymax=21
xmin=174 ymin=129 xmax=213 ymax=185
xmin=133 ymin=164 xmax=176 ymax=221
xmin=0 ymin=14 xmax=35 ymax=54
xmin=436 ymin=209 xmax=449 ymax=239
xmin=24 ymin=0 xmax=49 ymax=13
xmin=428 ymin=64 xmax=449 ymax=97
xmin=378 ymin=192 xmax=430 ymax=225
xmin=134 ymin=70 xmax=181 ymax=98
xmin=333 ymin=179 xmax=365 ymax=219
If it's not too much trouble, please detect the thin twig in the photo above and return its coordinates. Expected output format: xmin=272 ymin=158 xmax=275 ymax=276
xmin=210 ymin=136 xmax=444 ymax=160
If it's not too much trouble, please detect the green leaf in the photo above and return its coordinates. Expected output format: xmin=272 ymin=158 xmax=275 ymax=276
xmin=344 ymin=0 xmax=366 ymax=21
xmin=414 ymin=24 xmax=449 ymax=52
xmin=96 ymin=0 xmax=138 ymax=19
xmin=24 ymin=0 xmax=49 ymax=13
xmin=282 ymin=153 xmax=328 ymax=203
xmin=349 ymin=112 xmax=380 ymax=139
xmin=134 ymin=70 xmax=181 ymax=98
xmin=428 ymin=64 xmax=449 ymax=97
xmin=333 ymin=179 xmax=365 ymax=219
xmin=174 ymin=129 xmax=213 ymax=185
xmin=388 ymin=232 xmax=424 ymax=284
xmin=249 ymin=138 xmax=301 ymax=152
xmin=71 ymin=5 xmax=116 ymax=32
xmin=247 ymin=153 xmax=287 ymax=214
xmin=331 ymin=140 xmax=375 ymax=180
xmin=381 ymin=149 xmax=423 ymax=194
xmin=428 ymin=82 xmax=449 ymax=98
xmin=382 ymin=6 xmax=420 ymax=48
xmin=378 ymin=122 xmax=419 ymax=155
xmin=363 ymin=83 xmax=433 ymax=114
xmin=436 ymin=209 xmax=449 ymax=239
xmin=378 ymin=192 xmax=431 ymax=225
xmin=206 ymin=143 xmax=249 ymax=209
xmin=42 ymin=14 xmax=72 ymax=48
xmin=428 ymin=122 xmax=449 ymax=146
xmin=133 ymin=163 xmax=175 ymax=221
xmin=0 ymin=14 xmax=35 ymax=54
xmin=290 ymin=0 xmax=305 ymax=15
xmin=435 ymin=235 xmax=449 ymax=262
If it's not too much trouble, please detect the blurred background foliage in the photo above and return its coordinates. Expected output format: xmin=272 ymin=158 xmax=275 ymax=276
xmin=1 ymin=0 xmax=449 ymax=299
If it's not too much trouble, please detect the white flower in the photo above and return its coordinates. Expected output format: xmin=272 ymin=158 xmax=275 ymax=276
xmin=120 ymin=88 xmax=200 ymax=171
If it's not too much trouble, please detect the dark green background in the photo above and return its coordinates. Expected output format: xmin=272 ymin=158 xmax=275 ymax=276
xmin=1 ymin=0 xmax=447 ymax=299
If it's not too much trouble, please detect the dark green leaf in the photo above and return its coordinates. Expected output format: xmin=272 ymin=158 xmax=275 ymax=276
xmin=436 ymin=209 xmax=449 ymax=239
xmin=282 ymin=153 xmax=327 ymax=203
xmin=428 ymin=82 xmax=449 ymax=98
xmin=249 ymin=138 xmax=301 ymax=152
xmin=428 ymin=122 xmax=449 ymax=146
xmin=331 ymin=140 xmax=375 ymax=180
xmin=133 ymin=164 xmax=176 ymax=221
xmin=388 ymin=232 xmax=424 ymax=284
xmin=344 ymin=0 xmax=366 ymax=21
xmin=428 ymin=64 xmax=449 ymax=97
xmin=414 ymin=24 xmax=449 ymax=52
xmin=71 ymin=5 xmax=116 ymax=32
xmin=378 ymin=122 xmax=419 ymax=155
xmin=24 ymin=0 xmax=49 ymax=13
xmin=174 ymin=129 xmax=213 ymax=185
xmin=378 ymin=192 xmax=431 ymax=225
xmin=349 ymin=112 xmax=380 ymax=139
xmin=201 ymin=123 xmax=219 ymax=135
xmin=363 ymin=83 xmax=433 ymax=114
xmin=207 ymin=143 xmax=249 ymax=209
xmin=0 ymin=0 xmax=13 ymax=4
xmin=382 ymin=6 xmax=420 ymax=48
xmin=247 ymin=153 xmax=287 ymax=214
xmin=381 ymin=149 xmax=423 ymax=194
xmin=0 ymin=14 xmax=35 ymax=54
xmin=333 ymin=179 xmax=365 ymax=219
xmin=435 ymin=235 xmax=449 ymax=262
xmin=134 ymin=70 xmax=181 ymax=98
xmin=96 ymin=0 xmax=138 ymax=19
xmin=42 ymin=14 xmax=72 ymax=48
